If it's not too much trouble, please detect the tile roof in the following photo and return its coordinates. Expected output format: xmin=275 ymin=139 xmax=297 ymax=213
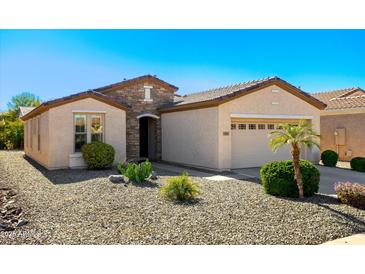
xmin=312 ymin=88 xmax=365 ymax=110
xmin=21 ymin=90 xmax=130 ymax=121
xmin=173 ymin=77 xmax=274 ymax=105
xmin=41 ymin=90 xmax=130 ymax=108
xmin=95 ymin=74 xmax=178 ymax=93
xmin=162 ymin=76 xmax=326 ymax=110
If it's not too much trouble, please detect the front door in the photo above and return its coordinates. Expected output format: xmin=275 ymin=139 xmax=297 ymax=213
xmin=139 ymin=117 xmax=157 ymax=159
xmin=139 ymin=117 xmax=149 ymax=158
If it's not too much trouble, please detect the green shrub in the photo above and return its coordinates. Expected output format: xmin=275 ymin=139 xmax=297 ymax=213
xmin=160 ymin=172 xmax=201 ymax=201
xmin=335 ymin=182 xmax=365 ymax=210
xmin=117 ymin=160 xmax=153 ymax=183
xmin=350 ymin=157 xmax=365 ymax=172
xmin=321 ymin=150 xmax=339 ymax=167
xmin=81 ymin=141 xmax=115 ymax=169
xmin=0 ymin=117 xmax=24 ymax=150
xmin=260 ymin=160 xmax=320 ymax=198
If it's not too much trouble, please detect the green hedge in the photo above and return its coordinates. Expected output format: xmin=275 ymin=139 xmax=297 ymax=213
xmin=260 ymin=160 xmax=320 ymax=198
xmin=321 ymin=150 xmax=338 ymax=167
xmin=350 ymin=157 xmax=365 ymax=172
xmin=81 ymin=141 xmax=115 ymax=169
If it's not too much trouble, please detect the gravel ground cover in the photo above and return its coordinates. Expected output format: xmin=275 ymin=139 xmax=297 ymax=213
xmin=0 ymin=151 xmax=364 ymax=245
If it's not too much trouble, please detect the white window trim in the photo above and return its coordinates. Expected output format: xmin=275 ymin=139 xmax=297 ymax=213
xmin=144 ymin=86 xmax=153 ymax=102
xmin=73 ymin=113 xmax=105 ymax=153
xmin=72 ymin=110 xmax=106 ymax=113
xmin=230 ymin=113 xmax=314 ymax=120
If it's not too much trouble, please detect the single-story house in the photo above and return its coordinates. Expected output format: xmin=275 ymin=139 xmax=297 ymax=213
xmin=20 ymin=75 xmax=326 ymax=170
xmin=313 ymin=87 xmax=365 ymax=161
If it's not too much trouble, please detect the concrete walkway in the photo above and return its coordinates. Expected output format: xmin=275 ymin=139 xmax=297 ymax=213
xmin=233 ymin=165 xmax=365 ymax=195
xmin=322 ymin=233 xmax=365 ymax=245
xmin=152 ymin=162 xmax=214 ymax=177
xmin=153 ymin=162 xmax=365 ymax=195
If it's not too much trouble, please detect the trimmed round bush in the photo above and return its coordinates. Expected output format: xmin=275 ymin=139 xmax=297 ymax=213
xmin=335 ymin=182 xmax=365 ymax=210
xmin=260 ymin=160 xmax=320 ymax=198
xmin=81 ymin=141 xmax=115 ymax=169
xmin=350 ymin=157 xmax=365 ymax=172
xmin=321 ymin=150 xmax=338 ymax=167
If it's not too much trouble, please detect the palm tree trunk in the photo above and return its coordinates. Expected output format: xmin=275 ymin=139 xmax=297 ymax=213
xmin=292 ymin=144 xmax=304 ymax=198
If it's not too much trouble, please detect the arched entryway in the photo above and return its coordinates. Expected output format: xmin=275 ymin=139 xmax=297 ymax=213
xmin=137 ymin=113 xmax=159 ymax=160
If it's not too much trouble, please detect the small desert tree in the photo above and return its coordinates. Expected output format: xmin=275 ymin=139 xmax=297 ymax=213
xmin=7 ymin=92 xmax=41 ymax=117
xmin=268 ymin=120 xmax=320 ymax=198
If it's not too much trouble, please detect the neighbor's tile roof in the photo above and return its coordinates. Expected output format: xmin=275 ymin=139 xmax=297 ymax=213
xmin=19 ymin=106 xmax=36 ymax=117
xmin=312 ymin=88 xmax=365 ymax=110
xmin=166 ymin=76 xmax=325 ymax=110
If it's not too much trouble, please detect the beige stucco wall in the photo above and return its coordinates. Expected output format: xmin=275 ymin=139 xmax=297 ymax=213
xmin=24 ymin=111 xmax=50 ymax=168
xmin=320 ymin=113 xmax=365 ymax=160
xmin=42 ymin=98 xmax=127 ymax=169
xmin=218 ymin=84 xmax=321 ymax=169
xmin=161 ymin=107 xmax=219 ymax=169
xmin=161 ymin=85 xmax=321 ymax=170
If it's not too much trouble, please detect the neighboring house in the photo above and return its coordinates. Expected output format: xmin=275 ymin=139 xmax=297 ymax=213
xmin=19 ymin=106 xmax=36 ymax=118
xmin=20 ymin=75 xmax=326 ymax=170
xmin=313 ymin=87 xmax=365 ymax=161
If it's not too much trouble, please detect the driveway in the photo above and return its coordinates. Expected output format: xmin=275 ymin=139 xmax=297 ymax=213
xmin=233 ymin=165 xmax=365 ymax=195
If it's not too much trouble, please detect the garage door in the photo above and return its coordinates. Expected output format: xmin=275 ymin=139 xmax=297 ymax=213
xmin=231 ymin=121 xmax=294 ymax=168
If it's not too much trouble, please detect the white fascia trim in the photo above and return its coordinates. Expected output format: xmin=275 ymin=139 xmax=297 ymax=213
xmin=136 ymin=113 xmax=160 ymax=119
xmin=230 ymin=113 xmax=314 ymax=120
xmin=72 ymin=110 xmax=107 ymax=113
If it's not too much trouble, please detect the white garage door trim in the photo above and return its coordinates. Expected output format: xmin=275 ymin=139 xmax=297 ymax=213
xmin=230 ymin=117 xmax=312 ymax=169
xmin=230 ymin=113 xmax=314 ymax=119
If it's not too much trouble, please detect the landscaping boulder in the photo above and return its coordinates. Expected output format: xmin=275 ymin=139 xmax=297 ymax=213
xmin=150 ymin=171 xmax=158 ymax=180
xmin=108 ymin=175 xmax=125 ymax=183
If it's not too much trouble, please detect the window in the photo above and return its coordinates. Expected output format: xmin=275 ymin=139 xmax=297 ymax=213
xmin=248 ymin=124 xmax=256 ymax=130
xmin=24 ymin=123 xmax=28 ymax=148
xmin=144 ymin=86 xmax=153 ymax=101
xmin=74 ymin=113 xmax=105 ymax=152
xmin=238 ymin=124 xmax=246 ymax=130
xmin=267 ymin=124 xmax=275 ymax=130
xmin=74 ymin=114 xmax=87 ymax=152
xmin=30 ymin=119 xmax=33 ymax=149
xmin=276 ymin=125 xmax=283 ymax=129
xmin=231 ymin=124 xmax=236 ymax=130
xmin=91 ymin=115 xmax=103 ymax=142
xmin=37 ymin=117 xmax=41 ymax=151
xmin=258 ymin=124 xmax=265 ymax=130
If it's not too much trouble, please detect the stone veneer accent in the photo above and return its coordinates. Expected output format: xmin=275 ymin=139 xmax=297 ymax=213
xmin=106 ymin=80 xmax=175 ymax=160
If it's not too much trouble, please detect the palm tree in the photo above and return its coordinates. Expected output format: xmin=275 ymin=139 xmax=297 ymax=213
xmin=268 ymin=120 xmax=320 ymax=198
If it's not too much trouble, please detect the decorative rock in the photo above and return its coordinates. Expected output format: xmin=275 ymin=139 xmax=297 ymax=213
xmin=108 ymin=175 xmax=125 ymax=183
xmin=122 ymin=175 xmax=130 ymax=184
xmin=150 ymin=171 xmax=158 ymax=180
xmin=16 ymin=219 xmax=29 ymax=227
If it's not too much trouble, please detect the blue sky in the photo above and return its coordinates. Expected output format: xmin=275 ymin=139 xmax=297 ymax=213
xmin=1 ymin=29 xmax=364 ymax=111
